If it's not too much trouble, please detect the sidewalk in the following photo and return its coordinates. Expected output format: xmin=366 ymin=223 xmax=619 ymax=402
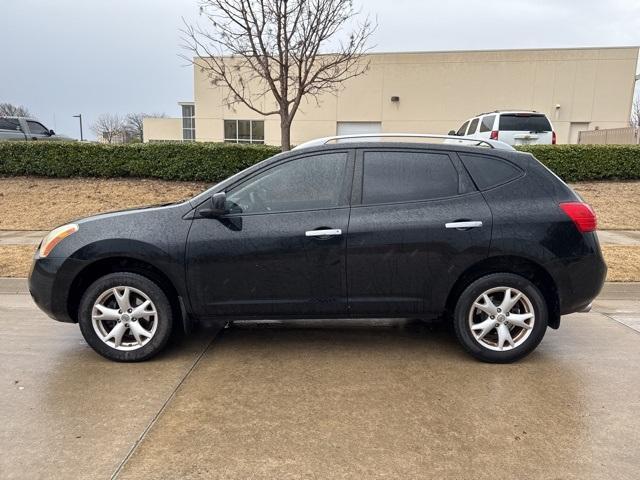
xmin=2 ymin=229 xmax=640 ymax=246
xmin=0 ymin=230 xmax=48 ymax=246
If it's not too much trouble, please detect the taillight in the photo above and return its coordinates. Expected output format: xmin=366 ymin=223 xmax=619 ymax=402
xmin=560 ymin=202 xmax=597 ymax=233
xmin=552 ymin=131 xmax=557 ymax=144
xmin=490 ymin=130 xmax=499 ymax=140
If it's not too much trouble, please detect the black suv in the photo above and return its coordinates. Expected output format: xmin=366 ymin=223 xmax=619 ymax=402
xmin=29 ymin=141 xmax=606 ymax=363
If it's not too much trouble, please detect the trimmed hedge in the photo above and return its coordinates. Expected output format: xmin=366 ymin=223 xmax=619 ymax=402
xmin=0 ymin=141 xmax=639 ymax=182
xmin=0 ymin=141 xmax=280 ymax=183
xmin=515 ymin=144 xmax=640 ymax=182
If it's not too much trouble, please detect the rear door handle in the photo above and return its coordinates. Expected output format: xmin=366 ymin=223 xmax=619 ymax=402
xmin=445 ymin=221 xmax=483 ymax=229
xmin=305 ymin=229 xmax=342 ymax=237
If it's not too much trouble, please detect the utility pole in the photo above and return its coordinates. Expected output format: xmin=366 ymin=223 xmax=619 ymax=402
xmin=73 ymin=114 xmax=83 ymax=141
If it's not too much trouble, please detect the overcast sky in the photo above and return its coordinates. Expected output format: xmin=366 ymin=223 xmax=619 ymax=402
xmin=2 ymin=0 xmax=640 ymax=139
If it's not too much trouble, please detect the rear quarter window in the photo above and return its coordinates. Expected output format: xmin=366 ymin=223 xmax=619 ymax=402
xmin=0 ymin=118 xmax=20 ymax=131
xmin=459 ymin=154 xmax=522 ymax=190
xmin=479 ymin=115 xmax=496 ymax=132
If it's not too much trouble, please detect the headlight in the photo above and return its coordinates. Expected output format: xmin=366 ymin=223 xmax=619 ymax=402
xmin=39 ymin=224 xmax=79 ymax=258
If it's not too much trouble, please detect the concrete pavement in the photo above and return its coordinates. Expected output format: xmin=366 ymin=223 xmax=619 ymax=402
xmin=0 ymin=230 xmax=48 ymax=246
xmin=1 ymin=283 xmax=640 ymax=479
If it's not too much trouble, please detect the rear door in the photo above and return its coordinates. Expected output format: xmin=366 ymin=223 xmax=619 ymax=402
xmin=466 ymin=117 xmax=480 ymax=139
xmin=346 ymin=148 xmax=493 ymax=316
xmin=498 ymin=113 xmax=553 ymax=145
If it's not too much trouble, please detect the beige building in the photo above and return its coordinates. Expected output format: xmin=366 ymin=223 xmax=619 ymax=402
xmin=144 ymin=46 xmax=639 ymax=145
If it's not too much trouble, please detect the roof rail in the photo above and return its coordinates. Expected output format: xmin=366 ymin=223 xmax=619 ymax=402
xmin=293 ymin=133 xmax=514 ymax=151
xmin=475 ymin=109 xmax=538 ymax=116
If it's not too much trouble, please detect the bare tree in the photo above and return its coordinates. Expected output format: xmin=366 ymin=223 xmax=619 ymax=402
xmin=0 ymin=103 xmax=31 ymax=117
xmin=91 ymin=113 xmax=125 ymax=144
xmin=630 ymin=96 xmax=640 ymax=129
xmin=125 ymin=112 xmax=167 ymax=142
xmin=182 ymin=0 xmax=375 ymax=150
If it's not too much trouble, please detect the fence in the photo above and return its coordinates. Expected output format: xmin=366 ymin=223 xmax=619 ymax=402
xmin=578 ymin=127 xmax=639 ymax=145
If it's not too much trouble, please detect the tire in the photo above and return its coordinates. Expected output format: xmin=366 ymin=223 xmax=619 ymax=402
xmin=78 ymin=272 xmax=173 ymax=362
xmin=453 ymin=273 xmax=548 ymax=363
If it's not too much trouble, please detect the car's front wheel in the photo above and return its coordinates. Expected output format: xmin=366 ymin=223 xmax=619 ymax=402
xmin=78 ymin=272 xmax=173 ymax=362
xmin=453 ymin=273 xmax=548 ymax=363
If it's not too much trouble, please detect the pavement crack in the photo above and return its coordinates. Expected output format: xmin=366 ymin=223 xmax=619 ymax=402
xmin=109 ymin=333 xmax=217 ymax=480
xmin=596 ymin=310 xmax=640 ymax=335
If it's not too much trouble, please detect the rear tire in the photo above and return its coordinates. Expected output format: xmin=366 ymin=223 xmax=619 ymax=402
xmin=78 ymin=272 xmax=173 ymax=362
xmin=453 ymin=273 xmax=548 ymax=363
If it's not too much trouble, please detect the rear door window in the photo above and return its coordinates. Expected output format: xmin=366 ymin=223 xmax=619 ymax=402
xmin=479 ymin=115 xmax=496 ymax=132
xmin=459 ymin=154 xmax=522 ymax=190
xmin=467 ymin=118 xmax=479 ymax=134
xmin=498 ymin=114 xmax=551 ymax=132
xmin=362 ymin=151 xmax=459 ymax=204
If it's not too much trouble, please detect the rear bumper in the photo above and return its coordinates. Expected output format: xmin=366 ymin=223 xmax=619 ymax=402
xmin=576 ymin=303 xmax=592 ymax=313
xmin=546 ymin=251 xmax=607 ymax=315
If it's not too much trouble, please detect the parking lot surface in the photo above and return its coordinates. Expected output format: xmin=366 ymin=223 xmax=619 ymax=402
xmin=1 ymin=281 xmax=639 ymax=479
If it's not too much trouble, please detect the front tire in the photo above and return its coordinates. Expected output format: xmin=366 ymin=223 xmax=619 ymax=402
xmin=78 ymin=272 xmax=173 ymax=362
xmin=453 ymin=273 xmax=548 ymax=363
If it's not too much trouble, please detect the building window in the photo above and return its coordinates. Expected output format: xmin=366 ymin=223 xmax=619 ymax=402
xmin=224 ymin=120 xmax=264 ymax=144
xmin=182 ymin=104 xmax=195 ymax=141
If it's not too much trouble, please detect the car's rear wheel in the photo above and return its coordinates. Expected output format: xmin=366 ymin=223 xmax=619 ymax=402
xmin=78 ymin=272 xmax=173 ymax=362
xmin=453 ymin=273 xmax=548 ymax=363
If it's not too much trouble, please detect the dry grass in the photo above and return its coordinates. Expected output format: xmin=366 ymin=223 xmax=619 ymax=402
xmin=601 ymin=246 xmax=640 ymax=282
xmin=0 ymin=246 xmax=35 ymax=277
xmin=571 ymin=181 xmax=640 ymax=230
xmin=0 ymin=177 xmax=208 ymax=230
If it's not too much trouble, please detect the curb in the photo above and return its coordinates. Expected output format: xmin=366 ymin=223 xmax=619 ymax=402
xmin=0 ymin=278 xmax=28 ymax=294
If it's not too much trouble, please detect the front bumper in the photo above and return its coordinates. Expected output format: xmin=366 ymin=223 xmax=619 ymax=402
xmin=28 ymin=255 xmax=86 ymax=323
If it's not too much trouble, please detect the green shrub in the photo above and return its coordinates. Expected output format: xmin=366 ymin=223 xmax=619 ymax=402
xmin=1 ymin=141 xmax=639 ymax=183
xmin=515 ymin=144 xmax=640 ymax=182
xmin=0 ymin=141 xmax=280 ymax=182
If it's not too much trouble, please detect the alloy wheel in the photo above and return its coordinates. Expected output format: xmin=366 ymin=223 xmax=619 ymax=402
xmin=91 ymin=286 xmax=158 ymax=351
xmin=468 ymin=286 xmax=535 ymax=351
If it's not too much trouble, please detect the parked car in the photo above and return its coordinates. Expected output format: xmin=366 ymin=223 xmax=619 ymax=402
xmin=0 ymin=116 xmax=72 ymax=141
xmin=29 ymin=134 xmax=605 ymax=363
xmin=449 ymin=110 xmax=556 ymax=146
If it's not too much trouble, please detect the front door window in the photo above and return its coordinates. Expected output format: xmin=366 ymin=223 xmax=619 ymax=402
xmin=226 ymin=152 xmax=349 ymax=214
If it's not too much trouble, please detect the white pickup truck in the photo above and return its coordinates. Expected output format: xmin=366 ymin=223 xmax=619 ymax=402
xmin=0 ymin=116 xmax=73 ymax=141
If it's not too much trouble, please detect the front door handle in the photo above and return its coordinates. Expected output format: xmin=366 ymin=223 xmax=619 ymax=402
xmin=305 ymin=228 xmax=342 ymax=237
xmin=445 ymin=221 xmax=483 ymax=229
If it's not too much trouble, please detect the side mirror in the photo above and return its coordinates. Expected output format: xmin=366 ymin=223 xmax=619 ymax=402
xmin=199 ymin=192 xmax=227 ymax=218
xmin=48 ymin=129 xmax=55 ymax=136
xmin=448 ymin=130 xmax=457 ymax=136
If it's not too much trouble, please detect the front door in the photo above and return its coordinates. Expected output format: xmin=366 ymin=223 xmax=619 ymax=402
xmin=25 ymin=120 xmax=52 ymax=140
xmin=346 ymin=148 xmax=492 ymax=316
xmin=186 ymin=150 xmax=354 ymax=318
